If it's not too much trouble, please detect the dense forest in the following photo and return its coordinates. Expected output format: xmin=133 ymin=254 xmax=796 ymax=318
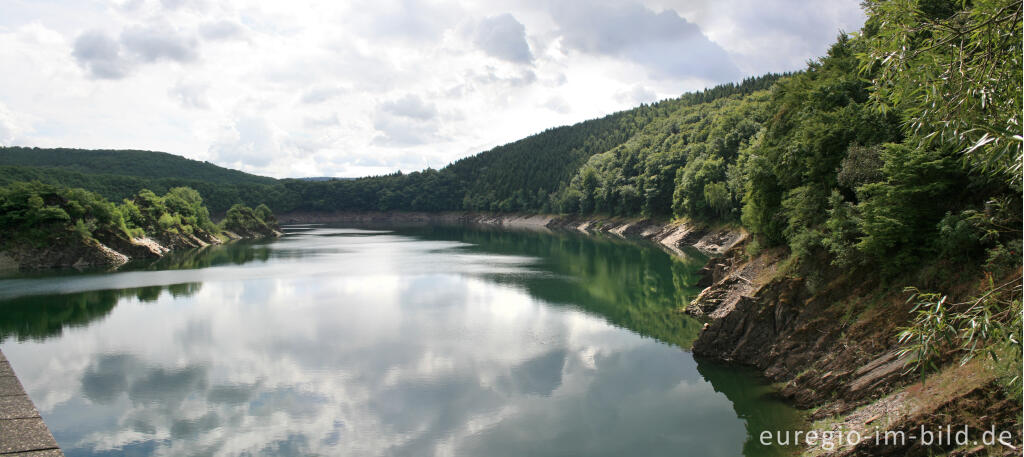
xmin=0 ymin=182 xmax=277 ymax=251
xmin=0 ymin=154 xmax=294 ymax=215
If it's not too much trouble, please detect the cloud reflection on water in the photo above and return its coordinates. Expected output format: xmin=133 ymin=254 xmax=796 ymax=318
xmin=0 ymin=226 xmax=790 ymax=456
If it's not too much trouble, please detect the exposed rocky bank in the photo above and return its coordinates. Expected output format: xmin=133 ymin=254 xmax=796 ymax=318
xmin=0 ymin=221 xmax=282 ymax=272
xmin=280 ymin=211 xmax=745 ymax=257
xmin=685 ymin=238 xmax=1021 ymax=456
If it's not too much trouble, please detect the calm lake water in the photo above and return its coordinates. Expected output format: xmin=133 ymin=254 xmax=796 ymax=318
xmin=0 ymin=225 xmax=801 ymax=457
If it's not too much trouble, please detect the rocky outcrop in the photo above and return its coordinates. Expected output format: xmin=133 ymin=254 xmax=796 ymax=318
xmin=1 ymin=224 xmax=272 ymax=272
xmin=220 ymin=225 xmax=282 ymax=240
xmin=686 ymin=238 xmax=1022 ymax=455
xmin=0 ymin=235 xmax=130 ymax=271
xmin=686 ymin=239 xmax=911 ymax=407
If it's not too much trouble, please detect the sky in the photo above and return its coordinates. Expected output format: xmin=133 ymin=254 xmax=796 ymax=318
xmin=0 ymin=0 xmax=865 ymax=178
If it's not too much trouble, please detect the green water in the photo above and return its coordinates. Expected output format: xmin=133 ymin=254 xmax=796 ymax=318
xmin=0 ymin=225 xmax=802 ymax=456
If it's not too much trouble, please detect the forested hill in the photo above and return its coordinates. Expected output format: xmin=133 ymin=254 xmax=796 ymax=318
xmin=446 ymin=73 xmax=784 ymax=211
xmin=0 ymin=73 xmax=784 ymax=214
xmin=0 ymin=147 xmax=276 ymax=184
xmin=0 ymin=147 xmax=290 ymax=214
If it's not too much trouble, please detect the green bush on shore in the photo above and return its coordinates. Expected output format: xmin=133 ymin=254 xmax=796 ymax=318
xmin=221 ymin=203 xmax=279 ymax=237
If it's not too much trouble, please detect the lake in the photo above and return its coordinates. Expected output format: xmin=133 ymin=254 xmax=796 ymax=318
xmin=0 ymin=225 xmax=802 ymax=456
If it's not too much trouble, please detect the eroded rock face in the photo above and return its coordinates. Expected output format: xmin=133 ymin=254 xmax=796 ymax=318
xmin=688 ymin=250 xmax=915 ymax=411
xmin=2 ymin=225 xmax=255 ymax=271
xmin=685 ymin=239 xmax=1022 ymax=456
xmin=0 ymin=235 xmax=130 ymax=271
xmin=684 ymin=238 xmax=915 ymax=411
xmin=539 ymin=214 xmax=743 ymax=258
xmin=686 ymin=246 xmax=781 ymax=320
xmin=692 ymin=228 xmax=746 ymax=256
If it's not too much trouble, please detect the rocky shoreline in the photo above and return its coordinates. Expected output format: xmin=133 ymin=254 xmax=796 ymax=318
xmin=685 ymin=238 xmax=1020 ymax=456
xmin=0 ymin=223 xmax=282 ymax=272
xmin=280 ymin=211 xmax=745 ymax=257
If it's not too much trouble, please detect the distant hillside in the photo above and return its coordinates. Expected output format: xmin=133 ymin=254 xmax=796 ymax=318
xmin=281 ymin=72 xmax=787 ymax=213
xmin=0 ymin=73 xmax=785 ymax=215
xmin=296 ymin=177 xmax=355 ymax=181
xmin=445 ymin=73 xmax=785 ymax=212
xmin=0 ymin=147 xmax=276 ymax=185
xmin=0 ymin=148 xmax=291 ymax=214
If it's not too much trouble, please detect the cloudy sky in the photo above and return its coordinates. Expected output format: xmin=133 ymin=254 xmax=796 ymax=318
xmin=0 ymin=0 xmax=865 ymax=178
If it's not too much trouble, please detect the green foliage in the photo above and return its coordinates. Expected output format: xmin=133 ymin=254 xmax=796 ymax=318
xmin=0 ymin=162 xmax=293 ymax=215
xmin=984 ymin=240 xmax=1023 ymax=277
xmin=121 ymin=187 xmax=227 ymax=240
xmin=0 ymin=181 xmax=240 ymax=252
xmin=702 ymin=182 xmax=731 ymax=219
xmin=674 ymin=155 xmax=726 ymax=218
xmin=853 ymin=143 xmax=963 ymax=270
xmin=822 ymin=191 xmax=861 ymax=267
xmin=221 ymin=203 xmax=279 ymax=236
xmin=898 ymin=277 xmax=1022 ymax=386
xmin=861 ymin=0 xmax=1023 ymax=185
xmin=0 ymin=147 xmax=276 ymax=185
xmin=837 ymin=144 xmax=884 ymax=190
xmin=157 ymin=212 xmax=176 ymax=230
xmin=741 ymin=34 xmax=903 ymax=249
xmin=0 ymin=181 xmax=126 ymax=246
xmin=73 ymin=219 xmax=95 ymax=240
xmin=558 ymin=78 xmax=777 ymax=219
xmin=254 ymin=204 xmax=276 ymax=225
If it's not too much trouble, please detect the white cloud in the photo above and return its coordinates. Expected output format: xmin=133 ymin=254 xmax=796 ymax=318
xmin=542 ymin=96 xmax=570 ymax=113
xmin=616 ymin=85 xmax=659 ymax=105
xmin=198 ymin=19 xmax=246 ymax=41
xmin=373 ymin=95 xmax=446 ymax=147
xmin=474 ymin=14 xmax=533 ymax=64
xmin=0 ymin=102 xmax=32 ymax=145
xmin=299 ymin=85 xmax=349 ymax=104
xmin=169 ymin=80 xmax=210 ymax=109
xmin=379 ymin=94 xmax=438 ymax=121
xmin=547 ymin=0 xmax=741 ymax=81
xmin=210 ymin=115 xmax=282 ymax=167
xmin=72 ymin=30 xmax=130 ymax=79
xmin=652 ymin=0 xmax=866 ymax=74
xmin=120 ymin=22 xmax=199 ymax=63
xmin=0 ymin=0 xmax=867 ymax=178
xmin=71 ymin=21 xmax=200 ymax=79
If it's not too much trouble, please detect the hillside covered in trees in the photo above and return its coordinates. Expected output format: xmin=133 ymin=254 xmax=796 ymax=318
xmin=0 ymin=73 xmax=784 ymax=215
xmin=0 ymin=182 xmax=280 ymax=270
xmin=0 ymin=148 xmax=294 ymax=215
